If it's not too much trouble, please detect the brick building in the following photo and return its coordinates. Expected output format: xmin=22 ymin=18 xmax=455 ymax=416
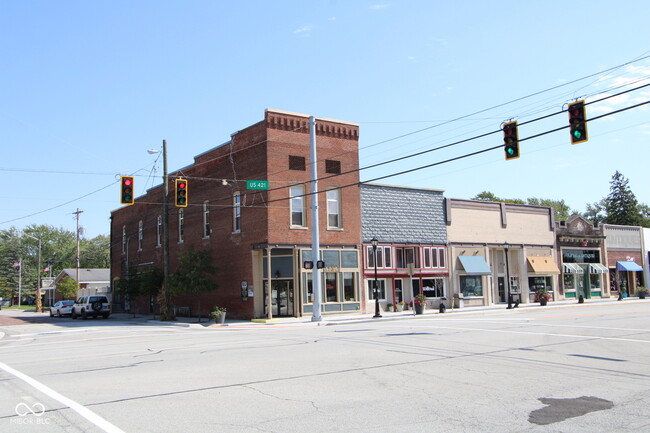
xmin=110 ymin=109 xmax=362 ymax=319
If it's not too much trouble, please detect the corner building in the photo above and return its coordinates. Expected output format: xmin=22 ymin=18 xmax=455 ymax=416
xmin=110 ymin=109 xmax=362 ymax=319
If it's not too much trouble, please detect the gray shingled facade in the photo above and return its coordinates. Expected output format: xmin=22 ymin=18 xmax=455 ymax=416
xmin=361 ymin=184 xmax=447 ymax=244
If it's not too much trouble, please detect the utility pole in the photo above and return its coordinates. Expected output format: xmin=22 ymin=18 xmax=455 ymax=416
xmin=73 ymin=209 xmax=83 ymax=297
xmin=159 ymin=139 xmax=174 ymax=321
xmin=309 ymin=116 xmax=322 ymax=322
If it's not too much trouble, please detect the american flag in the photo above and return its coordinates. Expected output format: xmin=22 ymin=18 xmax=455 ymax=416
xmin=12 ymin=261 xmax=20 ymax=269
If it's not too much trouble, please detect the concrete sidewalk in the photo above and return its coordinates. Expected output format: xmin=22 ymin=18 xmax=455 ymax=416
xmin=138 ymin=296 xmax=648 ymax=328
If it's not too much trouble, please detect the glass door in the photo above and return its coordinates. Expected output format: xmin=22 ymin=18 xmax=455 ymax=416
xmin=264 ymin=280 xmax=295 ymax=317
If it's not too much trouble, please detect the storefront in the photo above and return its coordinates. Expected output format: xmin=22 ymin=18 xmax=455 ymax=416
xmin=259 ymin=247 xmax=361 ymax=318
xmin=560 ymin=248 xmax=607 ymax=299
xmin=527 ymin=256 xmax=560 ymax=302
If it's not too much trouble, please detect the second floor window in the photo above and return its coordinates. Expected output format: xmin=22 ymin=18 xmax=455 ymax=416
xmin=138 ymin=221 xmax=143 ymax=251
xmin=203 ymin=201 xmax=210 ymax=238
xmin=290 ymin=186 xmax=306 ymax=227
xmin=156 ymin=215 xmax=162 ymax=247
xmin=396 ymin=247 xmax=417 ymax=268
xmin=178 ymin=209 xmax=184 ymax=243
xmin=367 ymin=246 xmax=391 ymax=268
xmin=327 ymin=189 xmax=341 ymax=229
xmin=233 ymin=192 xmax=241 ymax=233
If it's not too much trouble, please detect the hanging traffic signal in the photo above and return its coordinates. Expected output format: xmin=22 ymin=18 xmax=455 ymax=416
xmin=568 ymin=100 xmax=588 ymax=144
xmin=175 ymin=178 xmax=188 ymax=207
xmin=503 ymin=121 xmax=519 ymax=160
xmin=120 ymin=176 xmax=134 ymax=205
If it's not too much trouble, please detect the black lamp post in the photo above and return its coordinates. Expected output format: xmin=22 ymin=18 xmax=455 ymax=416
xmin=505 ymin=243 xmax=513 ymax=309
xmin=371 ymin=237 xmax=382 ymax=318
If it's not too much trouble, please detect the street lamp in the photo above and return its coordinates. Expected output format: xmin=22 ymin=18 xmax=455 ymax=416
xmin=371 ymin=237 xmax=382 ymax=318
xmin=504 ymin=243 xmax=513 ymax=309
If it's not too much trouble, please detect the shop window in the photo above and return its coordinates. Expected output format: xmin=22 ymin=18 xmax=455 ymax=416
xmin=589 ymin=273 xmax=602 ymax=290
xmin=422 ymin=278 xmax=444 ymax=298
xmin=325 ymin=272 xmax=338 ymax=302
xmin=343 ymin=272 xmax=356 ymax=301
xmin=341 ymin=251 xmax=358 ymax=268
xmin=367 ymin=279 xmax=386 ymax=300
xmin=460 ymin=275 xmax=483 ymax=297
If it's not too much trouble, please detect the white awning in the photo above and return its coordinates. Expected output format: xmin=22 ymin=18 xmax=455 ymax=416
xmin=589 ymin=263 xmax=609 ymax=274
xmin=563 ymin=263 xmax=584 ymax=274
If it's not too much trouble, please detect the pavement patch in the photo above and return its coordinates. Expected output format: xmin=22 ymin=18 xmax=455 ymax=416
xmin=528 ymin=396 xmax=614 ymax=425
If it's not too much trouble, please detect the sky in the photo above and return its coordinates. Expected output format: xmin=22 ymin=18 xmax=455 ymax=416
xmin=2 ymin=0 xmax=649 ymax=239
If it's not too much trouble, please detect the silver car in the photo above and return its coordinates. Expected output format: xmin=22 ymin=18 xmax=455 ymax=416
xmin=50 ymin=300 xmax=75 ymax=317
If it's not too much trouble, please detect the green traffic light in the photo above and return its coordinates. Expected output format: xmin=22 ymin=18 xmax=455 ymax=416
xmin=573 ymin=130 xmax=582 ymax=139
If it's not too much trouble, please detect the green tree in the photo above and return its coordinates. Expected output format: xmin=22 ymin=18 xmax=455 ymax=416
xmin=605 ymin=171 xmax=642 ymax=226
xmin=526 ymin=198 xmax=574 ymax=221
xmin=582 ymin=198 xmax=607 ymax=226
xmin=169 ymin=248 xmax=218 ymax=322
xmin=57 ymin=276 xmax=79 ymax=299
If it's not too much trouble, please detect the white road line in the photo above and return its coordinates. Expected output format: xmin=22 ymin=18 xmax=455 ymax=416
xmin=0 ymin=361 xmax=126 ymax=433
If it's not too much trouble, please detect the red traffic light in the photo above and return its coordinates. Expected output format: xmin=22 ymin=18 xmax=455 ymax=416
xmin=175 ymin=178 xmax=188 ymax=207
xmin=120 ymin=176 xmax=134 ymax=205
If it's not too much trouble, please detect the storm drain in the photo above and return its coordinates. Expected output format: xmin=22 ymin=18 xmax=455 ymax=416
xmin=528 ymin=396 xmax=614 ymax=425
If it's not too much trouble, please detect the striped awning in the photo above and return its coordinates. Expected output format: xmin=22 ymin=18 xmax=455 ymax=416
xmin=563 ymin=263 xmax=584 ymax=274
xmin=589 ymin=263 xmax=609 ymax=274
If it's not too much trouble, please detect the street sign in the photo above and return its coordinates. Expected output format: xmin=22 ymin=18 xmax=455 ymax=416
xmin=247 ymin=180 xmax=269 ymax=190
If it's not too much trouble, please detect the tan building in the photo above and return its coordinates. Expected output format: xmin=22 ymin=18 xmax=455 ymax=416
xmin=446 ymin=199 xmax=559 ymax=307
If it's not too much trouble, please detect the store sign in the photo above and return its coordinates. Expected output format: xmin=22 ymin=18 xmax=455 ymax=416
xmin=562 ymin=249 xmax=600 ymax=264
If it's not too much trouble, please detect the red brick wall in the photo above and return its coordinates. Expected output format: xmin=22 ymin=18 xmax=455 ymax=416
xmin=111 ymin=110 xmax=361 ymax=319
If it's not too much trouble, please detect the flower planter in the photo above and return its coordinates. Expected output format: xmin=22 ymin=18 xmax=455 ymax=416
xmin=215 ymin=312 xmax=226 ymax=324
xmin=539 ymin=299 xmax=548 ymax=306
xmin=414 ymin=304 xmax=424 ymax=315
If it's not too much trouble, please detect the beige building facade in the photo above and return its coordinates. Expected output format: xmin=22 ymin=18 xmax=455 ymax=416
xmin=446 ymin=199 xmax=559 ymax=307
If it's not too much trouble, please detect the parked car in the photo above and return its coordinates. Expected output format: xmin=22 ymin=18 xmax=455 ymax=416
xmin=71 ymin=295 xmax=111 ymax=319
xmin=50 ymin=300 xmax=75 ymax=317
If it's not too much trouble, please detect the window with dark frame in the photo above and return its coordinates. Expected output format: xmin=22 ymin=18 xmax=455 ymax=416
xmin=289 ymin=155 xmax=306 ymax=171
xmin=325 ymin=159 xmax=341 ymax=174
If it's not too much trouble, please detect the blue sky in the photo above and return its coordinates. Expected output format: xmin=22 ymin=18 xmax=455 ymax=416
xmin=2 ymin=1 xmax=649 ymax=239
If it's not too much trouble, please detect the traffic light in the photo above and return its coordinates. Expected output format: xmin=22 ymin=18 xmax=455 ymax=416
xmin=120 ymin=176 xmax=134 ymax=205
xmin=503 ymin=121 xmax=519 ymax=160
xmin=303 ymin=261 xmax=314 ymax=269
xmin=175 ymin=178 xmax=188 ymax=207
xmin=568 ymin=100 xmax=588 ymax=144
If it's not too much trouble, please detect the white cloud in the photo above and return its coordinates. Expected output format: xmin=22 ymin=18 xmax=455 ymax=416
xmin=293 ymin=25 xmax=313 ymax=36
xmin=369 ymin=4 xmax=391 ymax=10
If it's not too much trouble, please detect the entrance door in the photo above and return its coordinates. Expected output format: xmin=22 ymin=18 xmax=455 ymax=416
xmin=497 ymin=277 xmax=506 ymax=303
xmin=264 ymin=280 xmax=294 ymax=317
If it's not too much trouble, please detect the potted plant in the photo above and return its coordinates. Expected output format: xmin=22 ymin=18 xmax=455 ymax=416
xmin=210 ymin=306 xmax=227 ymax=324
xmin=636 ymin=286 xmax=648 ymax=299
xmin=396 ymin=301 xmax=405 ymax=312
xmin=386 ymin=303 xmax=394 ymax=312
xmin=409 ymin=294 xmax=427 ymax=314
xmin=535 ymin=288 xmax=551 ymax=306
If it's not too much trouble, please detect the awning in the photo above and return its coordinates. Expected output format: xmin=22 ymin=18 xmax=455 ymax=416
xmin=458 ymin=256 xmax=492 ymax=275
xmin=616 ymin=261 xmax=643 ymax=272
xmin=563 ymin=263 xmax=584 ymax=274
xmin=527 ymin=256 xmax=560 ymax=274
xmin=589 ymin=263 xmax=609 ymax=274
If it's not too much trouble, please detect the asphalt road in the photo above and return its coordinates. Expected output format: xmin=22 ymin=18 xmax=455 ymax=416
xmin=1 ymin=301 xmax=649 ymax=433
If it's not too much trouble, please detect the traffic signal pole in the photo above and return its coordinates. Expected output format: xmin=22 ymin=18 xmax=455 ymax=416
xmin=160 ymin=139 xmax=174 ymax=321
xmin=309 ymin=116 xmax=322 ymax=322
